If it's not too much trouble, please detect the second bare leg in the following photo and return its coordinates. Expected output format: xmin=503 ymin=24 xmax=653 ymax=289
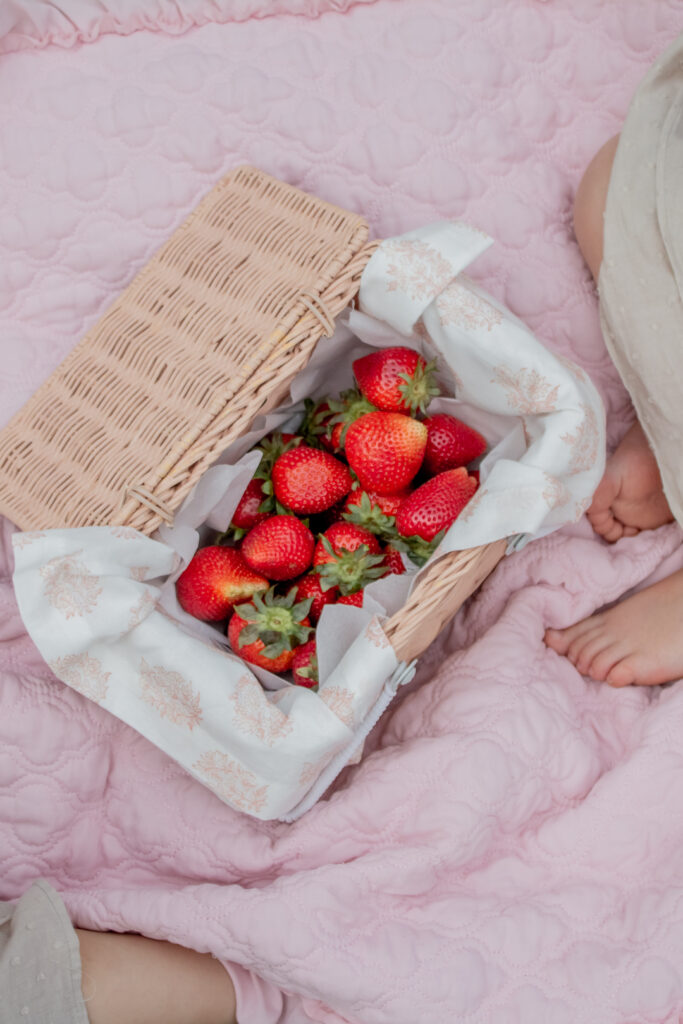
xmin=544 ymin=134 xmax=683 ymax=687
xmin=77 ymin=929 xmax=237 ymax=1024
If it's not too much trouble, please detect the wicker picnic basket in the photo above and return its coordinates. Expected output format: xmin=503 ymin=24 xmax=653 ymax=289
xmin=0 ymin=166 xmax=505 ymax=664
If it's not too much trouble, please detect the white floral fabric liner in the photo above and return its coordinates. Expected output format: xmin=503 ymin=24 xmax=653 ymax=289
xmin=358 ymin=222 xmax=606 ymax=554
xmin=12 ymin=526 xmax=397 ymax=819
xmin=12 ymin=220 xmax=605 ymax=820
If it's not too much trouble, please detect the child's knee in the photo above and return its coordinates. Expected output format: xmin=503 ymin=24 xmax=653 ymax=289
xmin=573 ymin=134 xmax=620 ymax=280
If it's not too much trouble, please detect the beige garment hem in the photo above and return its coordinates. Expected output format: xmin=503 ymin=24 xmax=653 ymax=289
xmin=598 ymin=30 xmax=683 ymax=527
xmin=0 ymin=879 xmax=89 ymax=1023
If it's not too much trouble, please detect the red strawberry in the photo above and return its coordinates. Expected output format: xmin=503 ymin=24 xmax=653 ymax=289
xmin=292 ymin=573 xmax=338 ymax=623
xmin=395 ymin=468 xmax=478 ymax=564
xmin=272 ymin=446 xmax=352 ymax=514
xmin=337 ymin=591 xmax=364 ymax=608
xmin=313 ymin=522 xmax=385 ymax=596
xmin=228 ymin=587 xmax=312 ymax=673
xmin=229 ymin=478 xmax=269 ymax=539
xmin=241 ymin=515 xmax=314 ymax=580
xmin=383 ymin=545 xmax=406 ymax=575
xmin=328 ymin=423 xmax=346 ymax=452
xmin=353 ymin=346 xmax=440 ymax=415
xmin=314 ymin=522 xmax=382 ymax=561
xmin=345 ymin=411 xmax=427 ymax=494
xmin=292 ymin=639 xmax=319 ymax=688
xmin=423 ymin=414 xmax=487 ymax=474
xmin=176 ymin=546 xmax=269 ymax=622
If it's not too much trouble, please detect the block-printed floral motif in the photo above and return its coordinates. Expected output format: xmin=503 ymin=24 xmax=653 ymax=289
xmin=436 ymin=279 xmax=503 ymax=333
xmin=491 ymin=366 xmax=560 ymax=415
xmin=299 ymin=760 xmax=324 ymax=788
xmin=139 ymin=658 xmax=202 ymax=730
xmin=193 ymin=751 xmax=268 ymax=814
xmin=554 ymin=350 xmax=589 ymax=384
xmin=542 ymin=473 xmax=571 ymax=510
xmin=130 ymin=565 xmax=151 ymax=582
xmin=230 ymin=675 xmax=293 ymax=746
xmin=319 ymin=686 xmax=355 ymax=728
xmin=458 ymin=486 xmax=486 ymax=523
xmin=128 ymin=590 xmax=158 ymax=630
xmin=384 ymin=239 xmax=454 ymax=302
xmin=40 ymin=552 xmax=102 ymax=619
xmin=49 ymin=653 xmax=110 ymax=703
xmin=12 ymin=531 xmax=46 ymax=550
xmin=560 ymin=404 xmax=600 ymax=475
xmin=574 ymin=495 xmax=592 ymax=521
xmin=364 ymin=618 xmax=390 ymax=650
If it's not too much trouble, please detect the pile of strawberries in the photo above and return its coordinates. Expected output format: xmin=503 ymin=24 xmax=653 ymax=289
xmin=175 ymin=346 xmax=486 ymax=688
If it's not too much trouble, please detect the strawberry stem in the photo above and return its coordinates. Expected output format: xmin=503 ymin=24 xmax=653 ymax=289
xmin=342 ymin=492 xmax=397 ymax=542
xmin=327 ymin=388 xmax=377 ymax=447
xmin=392 ymin=528 xmax=446 ymax=567
xmin=234 ymin=586 xmax=313 ymax=658
xmin=315 ymin=543 xmax=387 ymax=595
xmin=398 ymin=360 xmax=441 ymax=416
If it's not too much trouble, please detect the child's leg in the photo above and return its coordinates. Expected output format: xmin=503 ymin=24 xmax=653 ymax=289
xmin=544 ymin=135 xmax=683 ymax=688
xmin=574 ymin=136 xmax=673 ymax=543
xmin=77 ymin=928 xmax=237 ymax=1024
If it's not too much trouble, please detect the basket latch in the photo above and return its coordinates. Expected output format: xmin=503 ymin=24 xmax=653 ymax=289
xmin=299 ymin=290 xmax=335 ymax=338
xmin=124 ymin=485 xmax=175 ymax=526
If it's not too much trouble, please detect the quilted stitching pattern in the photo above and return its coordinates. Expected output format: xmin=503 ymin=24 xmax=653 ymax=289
xmin=1 ymin=3 xmax=683 ymax=1022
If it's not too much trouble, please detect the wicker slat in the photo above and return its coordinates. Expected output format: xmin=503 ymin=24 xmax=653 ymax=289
xmin=0 ymin=167 xmax=369 ymax=533
xmin=385 ymin=539 xmax=507 ymax=663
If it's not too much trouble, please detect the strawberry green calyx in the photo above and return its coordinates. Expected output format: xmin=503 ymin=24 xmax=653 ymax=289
xmin=216 ymin=523 xmax=253 ymax=543
xmin=392 ymin=529 xmax=446 ymax=568
xmin=298 ymin=398 xmax=331 ymax=449
xmin=398 ymin=359 xmax=441 ymax=416
xmin=326 ymin=388 xmax=377 ymax=447
xmin=252 ymin=434 xmax=304 ymax=514
xmin=234 ymin=587 xmax=313 ymax=659
xmin=258 ymin=478 xmax=293 ymax=517
xmin=342 ymin=491 xmax=397 ymax=541
xmin=254 ymin=434 xmax=302 ymax=481
xmin=314 ymin=536 xmax=386 ymax=595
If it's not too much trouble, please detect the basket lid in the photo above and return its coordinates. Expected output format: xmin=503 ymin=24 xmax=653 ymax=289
xmin=0 ymin=166 xmax=374 ymax=534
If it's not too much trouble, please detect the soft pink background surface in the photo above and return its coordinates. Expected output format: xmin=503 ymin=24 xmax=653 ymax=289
xmin=2 ymin=3 xmax=683 ymax=1022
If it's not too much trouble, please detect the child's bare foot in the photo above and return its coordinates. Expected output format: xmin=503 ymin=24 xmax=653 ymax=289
xmin=587 ymin=420 xmax=673 ymax=542
xmin=545 ymin=568 xmax=683 ymax=687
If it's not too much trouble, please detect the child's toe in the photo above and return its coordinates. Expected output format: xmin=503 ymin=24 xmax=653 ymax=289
xmin=588 ymin=643 xmax=627 ymax=682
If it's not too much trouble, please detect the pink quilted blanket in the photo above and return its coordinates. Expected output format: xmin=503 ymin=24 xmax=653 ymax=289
xmin=2 ymin=2 xmax=683 ymax=1021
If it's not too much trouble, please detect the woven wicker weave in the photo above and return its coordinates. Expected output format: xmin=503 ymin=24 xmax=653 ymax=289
xmin=0 ymin=166 xmax=505 ymax=664
xmin=0 ymin=167 xmax=372 ymax=535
